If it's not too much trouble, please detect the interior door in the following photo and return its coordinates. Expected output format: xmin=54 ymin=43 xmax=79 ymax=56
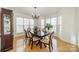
xmin=1 ymin=8 xmax=13 ymax=52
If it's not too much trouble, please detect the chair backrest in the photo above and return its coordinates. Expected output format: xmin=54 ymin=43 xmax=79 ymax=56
xmin=27 ymin=27 xmax=31 ymax=32
xmin=24 ymin=29 xmax=31 ymax=38
xmin=49 ymin=31 xmax=54 ymax=42
xmin=28 ymin=31 xmax=35 ymax=40
xmin=24 ymin=29 xmax=26 ymax=33
xmin=28 ymin=31 xmax=33 ymax=38
xmin=24 ymin=29 xmax=27 ymax=38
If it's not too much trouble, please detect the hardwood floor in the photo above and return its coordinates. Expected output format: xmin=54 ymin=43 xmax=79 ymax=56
xmin=8 ymin=36 xmax=79 ymax=52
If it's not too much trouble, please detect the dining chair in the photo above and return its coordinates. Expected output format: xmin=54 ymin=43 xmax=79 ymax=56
xmin=24 ymin=29 xmax=27 ymax=45
xmin=29 ymin=32 xmax=41 ymax=49
xmin=40 ymin=31 xmax=54 ymax=52
xmin=24 ymin=29 xmax=31 ymax=46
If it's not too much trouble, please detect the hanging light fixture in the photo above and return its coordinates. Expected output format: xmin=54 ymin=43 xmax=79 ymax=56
xmin=32 ymin=7 xmax=40 ymax=19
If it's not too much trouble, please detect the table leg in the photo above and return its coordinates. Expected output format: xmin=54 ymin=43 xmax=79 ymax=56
xmin=39 ymin=41 xmax=42 ymax=49
xmin=36 ymin=40 xmax=40 ymax=45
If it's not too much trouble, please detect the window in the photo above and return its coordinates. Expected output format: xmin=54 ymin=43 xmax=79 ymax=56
xmin=29 ymin=19 xmax=34 ymax=29
xmin=24 ymin=18 xmax=29 ymax=30
xmin=58 ymin=16 xmax=63 ymax=35
xmin=46 ymin=18 xmax=50 ymax=24
xmin=40 ymin=17 xmax=57 ymax=32
xmin=16 ymin=17 xmax=34 ymax=33
xmin=16 ymin=17 xmax=23 ymax=33
xmin=16 ymin=16 xmax=57 ymax=33
xmin=41 ymin=19 xmax=45 ymax=29
xmin=50 ymin=17 xmax=57 ymax=32
xmin=44 ymin=17 xmax=57 ymax=32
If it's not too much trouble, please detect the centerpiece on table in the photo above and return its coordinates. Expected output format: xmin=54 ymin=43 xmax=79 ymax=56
xmin=45 ymin=23 xmax=53 ymax=32
xmin=33 ymin=26 xmax=38 ymax=34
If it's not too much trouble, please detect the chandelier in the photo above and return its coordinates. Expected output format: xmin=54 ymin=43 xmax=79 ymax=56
xmin=32 ymin=7 xmax=40 ymax=19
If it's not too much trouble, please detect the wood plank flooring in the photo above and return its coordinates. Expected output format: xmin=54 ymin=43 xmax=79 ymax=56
xmin=8 ymin=36 xmax=79 ymax=52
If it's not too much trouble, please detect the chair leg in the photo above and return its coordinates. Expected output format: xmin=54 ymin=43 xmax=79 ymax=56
xmin=49 ymin=44 xmax=51 ymax=52
xmin=24 ymin=39 xmax=27 ymax=45
xmin=29 ymin=39 xmax=31 ymax=46
xmin=36 ymin=40 xmax=40 ymax=46
xmin=31 ymin=40 xmax=33 ymax=49
xmin=25 ymin=40 xmax=27 ymax=45
xmin=51 ymin=42 xmax=53 ymax=50
xmin=23 ymin=39 xmax=25 ymax=46
xmin=44 ymin=44 xmax=47 ymax=48
xmin=40 ymin=42 xmax=42 ymax=49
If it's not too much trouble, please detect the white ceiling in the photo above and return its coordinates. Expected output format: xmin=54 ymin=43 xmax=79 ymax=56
xmin=6 ymin=7 xmax=62 ymax=17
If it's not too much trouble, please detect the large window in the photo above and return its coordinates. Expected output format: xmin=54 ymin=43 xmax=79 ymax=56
xmin=16 ymin=17 xmax=24 ymax=33
xmin=16 ymin=17 xmax=34 ymax=33
xmin=16 ymin=16 xmax=57 ymax=33
xmin=45 ymin=17 xmax=57 ymax=32
xmin=40 ymin=17 xmax=57 ymax=32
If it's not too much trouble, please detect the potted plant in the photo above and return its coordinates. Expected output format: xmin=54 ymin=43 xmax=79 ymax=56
xmin=45 ymin=23 xmax=53 ymax=30
xmin=33 ymin=26 xmax=38 ymax=34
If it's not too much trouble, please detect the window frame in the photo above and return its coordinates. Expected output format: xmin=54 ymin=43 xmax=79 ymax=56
xmin=15 ymin=16 xmax=34 ymax=34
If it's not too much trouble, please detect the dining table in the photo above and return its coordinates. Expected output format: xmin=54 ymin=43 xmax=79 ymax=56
xmin=32 ymin=31 xmax=50 ymax=48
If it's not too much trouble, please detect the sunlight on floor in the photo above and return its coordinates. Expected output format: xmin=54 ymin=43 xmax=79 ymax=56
xmin=9 ymin=37 xmax=79 ymax=52
xmin=15 ymin=38 xmax=58 ymax=52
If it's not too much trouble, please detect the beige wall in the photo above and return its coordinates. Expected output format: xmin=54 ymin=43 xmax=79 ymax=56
xmin=0 ymin=9 xmax=1 ymax=50
xmin=57 ymin=7 xmax=78 ymax=46
xmin=77 ymin=8 xmax=79 ymax=47
xmin=0 ymin=12 xmax=1 ymax=35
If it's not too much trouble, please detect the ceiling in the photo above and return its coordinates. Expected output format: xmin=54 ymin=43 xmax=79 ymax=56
xmin=6 ymin=7 xmax=62 ymax=18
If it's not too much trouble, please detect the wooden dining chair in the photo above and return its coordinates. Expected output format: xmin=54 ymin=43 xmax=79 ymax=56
xmin=29 ymin=32 xmax=41 ymax=49
xmin=40 ymin=31 xmax=54 ymax=52
xmin=24 ymin=29 xmax=27 ymax=45
xmin=24 ymin=29 xmax=31 ymax=46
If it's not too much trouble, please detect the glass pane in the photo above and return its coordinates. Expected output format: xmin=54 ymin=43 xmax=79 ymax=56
xmin=30 ymin=19 xmax=34 ymax=25
xmin=30 ymin=26 xmax=34 ymax=29
xmin=50 ymin=17 xmax=57 ymax=32
xmin=16 ymin=25 xmax=23 ymax=33
xmin=58 ymin=16 xmax=62 ymax=24
xmin=16 ymin=17 xmax=23 ymax=33
xmin=30 ymin=26 xmax=34 ymax=32
xmin=24 ymin=26 xmax=29 ymax=30
xmin=53 ymin=25 xmax=57 ymax=32
xmin=41 ymin=26 xmax=44 ymax=29
xmin=51 ymin=18 xmax=57 ymax=25
xmin=24 ymin=18 xmax=29 ymax=25
xmin=41 ymin=19 xmax=44 ymax=26
xmin=16 ymin=17 xmax=23 ymax=25
xmin=4 ymin=14 xmax=10 ymax=34
xmin=46 ymin=18 xmax=50 ymax=24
